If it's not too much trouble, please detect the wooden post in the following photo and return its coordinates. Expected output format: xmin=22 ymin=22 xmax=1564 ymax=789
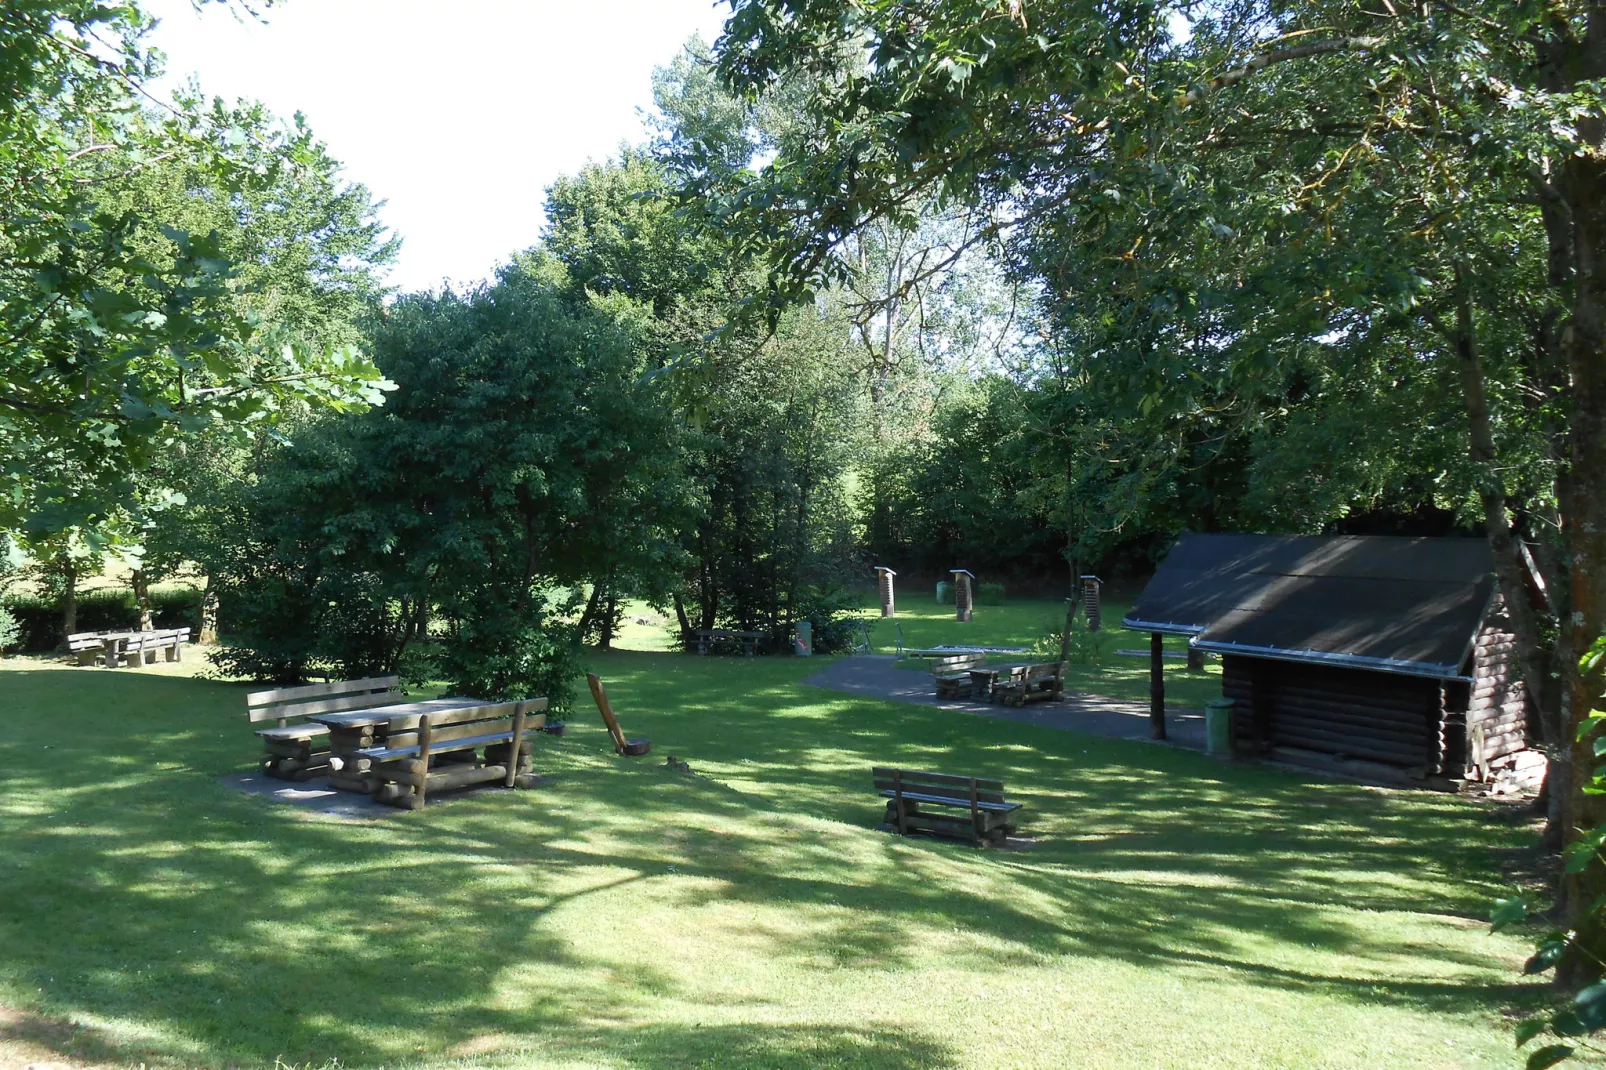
xmin=968 ymin=775 xmax=981 ymax=846
xmin=1187 ymin=644 xmax=1206 ymax=672
xmin=892 ymin=769 xmax=908 ymax=835
xmin=415 ymin=714 xmax=434 ymax=809
xmin=952 ymin=569 xmax=974 ymax=622
xmin=874 ymin=566 xmax=897 ymax=617
xmin=505 ymin=703 xmax=527 ymax=788
xmin=1080 ymin=575 xmax=1102 ymax=631
xmin=1149 ymin=631 xmax=1167 ymax=740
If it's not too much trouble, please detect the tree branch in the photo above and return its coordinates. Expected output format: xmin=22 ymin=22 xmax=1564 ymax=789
xmin=1181 ymin=37 xmax=1389 ymax=106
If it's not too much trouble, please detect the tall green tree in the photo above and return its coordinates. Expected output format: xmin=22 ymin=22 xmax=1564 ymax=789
xmin=707 ymin=0 xmax=1605 ymax=970
xmin=0 ymin=2 xmax=390 ymax=541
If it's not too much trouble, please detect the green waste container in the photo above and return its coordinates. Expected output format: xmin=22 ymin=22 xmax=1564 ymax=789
xmin=935 ymin=581 xmax=954 ymax=604
xmin=1204 ymin=698 xmax=1236 ymax=758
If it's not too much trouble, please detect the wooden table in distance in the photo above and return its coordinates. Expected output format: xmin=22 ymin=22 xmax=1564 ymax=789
xmin=968 ymin=665 xmax=1027 ymax=703
xmin=311 ymin=697 xmax=485 ymax=792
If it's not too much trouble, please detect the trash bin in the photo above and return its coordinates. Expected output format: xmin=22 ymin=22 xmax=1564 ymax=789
xmin=793 ymin=620 xmax=812 ymax=656
xmin=1204 ymin=698 xmax=1236 ymax=758
xmin=936 ymin=581 xmax=953 ymax=604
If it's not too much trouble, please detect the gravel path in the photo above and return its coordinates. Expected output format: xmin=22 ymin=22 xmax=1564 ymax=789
xmin=802 ymin=655 xmax=1207 ymax=751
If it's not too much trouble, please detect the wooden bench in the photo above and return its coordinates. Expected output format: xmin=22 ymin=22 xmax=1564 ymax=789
xmin=124 ymin=627 xmax=190 ymax=666
xmin=993 ymin=661 xmax=1066 ymax=706
xmin=686 ymin=628 xmax=767 ymax=656
xmin=67 ymin=631 xmax=111 ymax=666
xmin=247 ymin=675 xmax=403 ymax=780
xmin=357 ymin=699 xmax=547 ymax=810
xmin=873 ymin=767 xmax=1023 ymax=845
xmin=587 ymin=674 xmax=652 ymax=755
xmin=932 ymin=652 xmax=987 ymax=698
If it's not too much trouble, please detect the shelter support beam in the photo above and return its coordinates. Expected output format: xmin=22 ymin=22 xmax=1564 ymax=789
xmin=1150 ymin=631 xmax=1167 ymax=740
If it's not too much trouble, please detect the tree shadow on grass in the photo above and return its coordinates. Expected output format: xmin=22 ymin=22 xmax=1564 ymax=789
xmin=0 ymin=660 xmax=1547 ymax=1067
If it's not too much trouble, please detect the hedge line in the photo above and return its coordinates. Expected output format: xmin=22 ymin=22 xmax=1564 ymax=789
xmin=2 ymin=588 xmax=205 ymax=653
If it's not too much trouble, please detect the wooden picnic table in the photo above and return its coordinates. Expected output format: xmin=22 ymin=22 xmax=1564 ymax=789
xmin=310 ymin=696 xmax=487 ymax=792
xmin=967 ymin=664 xmax=1027 ymax=703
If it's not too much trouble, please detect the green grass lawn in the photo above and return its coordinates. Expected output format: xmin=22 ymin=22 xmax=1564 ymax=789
xmin=0 ymin=651 xmax=1547 ymax=1068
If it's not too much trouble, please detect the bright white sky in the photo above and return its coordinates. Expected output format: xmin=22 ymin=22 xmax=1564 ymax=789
xmin=141 ymin=0 xmax=731 ymax=293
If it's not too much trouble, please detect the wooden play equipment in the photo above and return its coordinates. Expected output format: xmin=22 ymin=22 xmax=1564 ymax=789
xmin=586 ymin=673 xmax=652 ymax=756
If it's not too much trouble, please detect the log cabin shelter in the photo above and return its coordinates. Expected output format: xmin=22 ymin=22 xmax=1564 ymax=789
xmin=1122 ymin=532 xmax=1531 ymax=780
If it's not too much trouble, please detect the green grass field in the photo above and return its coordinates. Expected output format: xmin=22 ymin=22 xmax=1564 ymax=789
xmin=614 ymin=595 xmax=1224 ymax=709
xmin=0 ymin=649 xmax=1548 ymax=1068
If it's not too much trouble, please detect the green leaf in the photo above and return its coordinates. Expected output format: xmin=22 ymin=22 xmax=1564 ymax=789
xmin=1572 ymin=982 xmax=1606 ymax=1031
xmin=1492 ymin=895 xmax=1532 ymax=932
xmin=1527 ymin=1045 xmax=1574 ymax=1069
xmin=1525 ymin=936 xmax=1567 ymax=975
xmin=1516 ymin=1018 xmax=1547 ymax=1047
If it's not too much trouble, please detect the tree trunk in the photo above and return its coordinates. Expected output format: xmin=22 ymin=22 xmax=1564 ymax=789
xmin=132 ymin=569 xmax=152 ymax=631
xmin=576 ymin=582 xmax=605 ymax=641
xmin=58 ymin=558 xmax=77 ymax=647
xmin=1444 ymin=274 xmax=1564 ymax=843
xmin=599 ymin=590 xmax=618 ymax=651
xmin=1558 ymin=118 xmax=1606 ymax=984
xmin=198 ymin=576 xmax=219 ymax=645
xmin=672 ymin=592 xmax=692 ymax=644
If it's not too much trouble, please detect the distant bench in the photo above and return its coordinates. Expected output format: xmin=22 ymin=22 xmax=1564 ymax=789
xmin=993 ymin=661 xmax=1066 ymax=706
xmin=873 ymin=767 xmax=1023 ymax=846
xmin=67 ymin=628 xmax=190 ymax=667
xmin=687 ymin=628 xmax=767 ymax=656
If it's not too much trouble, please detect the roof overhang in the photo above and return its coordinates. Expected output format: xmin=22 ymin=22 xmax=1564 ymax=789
xmin=1120 ymin=617 xmax=1204 ymax=636
xmin=1192 ymin=638 xmax=1473 ymax=682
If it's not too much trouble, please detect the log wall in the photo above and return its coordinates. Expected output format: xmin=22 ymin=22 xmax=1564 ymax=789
xmin=1464 ymin=597 xmax=1528 ymax=763
xmin=1223 ymin=656 xmax=1447 ymax=773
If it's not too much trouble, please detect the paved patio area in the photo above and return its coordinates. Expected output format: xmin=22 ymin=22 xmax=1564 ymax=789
xmin=803 ymin=655 xmax=1207 ymax=751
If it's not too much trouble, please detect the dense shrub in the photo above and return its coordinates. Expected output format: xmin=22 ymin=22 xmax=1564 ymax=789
xmin=978 ymin=582 xmax=1006 ymax=605
xmin=2 ymin=587 xmax=204 ymax=652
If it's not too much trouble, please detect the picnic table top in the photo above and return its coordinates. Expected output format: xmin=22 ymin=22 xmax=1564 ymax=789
xmin=690 ymin=628 xmax=768 ymax=638
xmin=96 ymin=629 xmax=186 ymax=643
xmin=310 ymin=696 xmax=487 ymax=730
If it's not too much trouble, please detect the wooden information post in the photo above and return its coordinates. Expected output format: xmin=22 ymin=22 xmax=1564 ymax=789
xmin=874 ymin=566 xmax=897 ymax=618
xmin=952 ymin=569 xmax=974 ymax=623
xmin=1080 ymin=574 xmax=1102 ymax=631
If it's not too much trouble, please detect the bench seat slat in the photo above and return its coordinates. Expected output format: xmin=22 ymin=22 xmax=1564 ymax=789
xmin=873 ymin=780 xmax=1008 ymax=804
xmin=359 ymin=728 xmax=537 ymax=763
xmin=877 ymin=789 xmax=1021 ymax=813
xmin=249 ymin=689 xmax=403 ymax=723
xmin=246 ymin=675 xmax=401 ymax=707
xmin=871 ymin=768 xmax=1004 ymax=791
xmin=255 ymin=723 xmax=332 ymax=742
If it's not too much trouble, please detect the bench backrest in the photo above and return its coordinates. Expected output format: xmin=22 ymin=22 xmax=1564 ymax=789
xmin=932 ymin=652 xmax=985 ymax=673
xmin=872 ymin=767 xmax=1009 ymax=805
xmin=385 ymin=698 xmax=548 ymax=750
xmin=246 ymin=675 xmax=403 ymax=725
xmin=586 ymin=673 xmax=629 ymax=751
xmin=1024 ymin=661 xmax=1066 ymax=680
xmin=66 ymin=632 xmax=108 ymax=652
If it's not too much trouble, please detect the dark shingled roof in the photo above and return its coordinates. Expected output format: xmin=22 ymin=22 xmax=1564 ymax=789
xmin=1121 ymin=533 xmax=1495 ymax=679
